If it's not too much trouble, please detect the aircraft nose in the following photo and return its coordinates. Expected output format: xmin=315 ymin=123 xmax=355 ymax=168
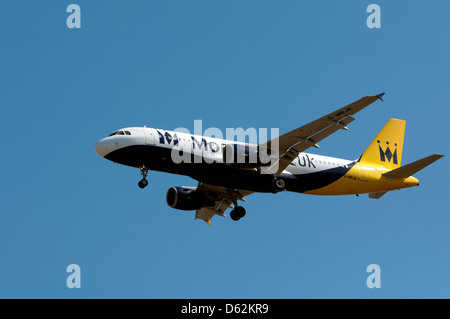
xmin=95 ymin=138 xmax=111 ymax=157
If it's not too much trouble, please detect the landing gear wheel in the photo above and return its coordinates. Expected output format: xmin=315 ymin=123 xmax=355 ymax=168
xmin=271 ymin=178 xmax=285 ymax=193
xmin=138 ymin=179 xmax=148 ymax=189
xmin=230 ymin=210 xmax=240 ymax=221
xmin=235 ymin=206 xmax=246 ymax=218
xmin=230 ymin=206 xmax=246 ymax=221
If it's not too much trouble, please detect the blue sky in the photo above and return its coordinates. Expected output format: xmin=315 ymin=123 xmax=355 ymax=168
xmin=1 ymin=1 xmax=449 ymax=298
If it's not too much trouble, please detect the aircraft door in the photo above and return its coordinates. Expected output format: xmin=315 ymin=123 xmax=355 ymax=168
xmin=144 ymin=127 xmax=156 ymax=145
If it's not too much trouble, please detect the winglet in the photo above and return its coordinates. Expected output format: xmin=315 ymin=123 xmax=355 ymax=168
xmin=375 ymin=92 xmax=385 ymax=102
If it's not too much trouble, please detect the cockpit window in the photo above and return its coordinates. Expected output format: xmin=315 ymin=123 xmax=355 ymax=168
xmin=109 ymin=130 xmax=131 ymax=136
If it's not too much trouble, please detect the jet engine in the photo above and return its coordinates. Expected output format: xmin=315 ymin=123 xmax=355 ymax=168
xmin=166 ymin=186 xmax=214 ymax=211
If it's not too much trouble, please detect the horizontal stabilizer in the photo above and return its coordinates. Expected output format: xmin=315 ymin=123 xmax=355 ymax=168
xmin=369 ymin=191 xmax=388 ymax=199
xmin=383 ymin=154 xmax=444 ymax=179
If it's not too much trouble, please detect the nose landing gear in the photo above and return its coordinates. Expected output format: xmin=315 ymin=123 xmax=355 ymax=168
xmin=138 ymin=179 xmax=148 ymax=189
xmin=138 ymin=165 xmax=149 ymax=189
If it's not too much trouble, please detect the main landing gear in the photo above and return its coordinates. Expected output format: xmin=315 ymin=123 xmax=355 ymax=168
xmin=138 ymin=165 xmax=149 ymax=189
xmin=271 ymin=177 xmax=285 ymax=194
xmin=228 ymin=189 xmax=247 ymax=222
xmin=228 ymin=177 xmax=285 ymax=222
xmin=230 ymin=206 xmax=246 ymax=221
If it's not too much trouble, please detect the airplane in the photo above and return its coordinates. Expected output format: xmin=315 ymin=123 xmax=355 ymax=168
xmin=94 ymin=93 xmax=444 ymax=225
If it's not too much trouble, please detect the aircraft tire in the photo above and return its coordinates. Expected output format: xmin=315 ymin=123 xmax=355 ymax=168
xmin=138 ymin=179 xmax=148 ymax=189
xmin=230 ymin=210 xmax=241 ymax=221
xmin=235 ymin=206 xmax=246 ymax=218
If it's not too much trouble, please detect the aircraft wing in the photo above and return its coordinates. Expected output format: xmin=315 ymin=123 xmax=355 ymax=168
xmin=261 ymin=93 xmax=385 ymax=176
xmin=195 ymin=183 xmax=253 ymax=225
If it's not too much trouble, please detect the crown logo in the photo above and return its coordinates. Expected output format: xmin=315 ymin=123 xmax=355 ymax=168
xmin=378 ymin=140 xmax=398 ymax=164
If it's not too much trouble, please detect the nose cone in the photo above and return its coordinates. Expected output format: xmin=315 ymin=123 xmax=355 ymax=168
xmin=95 ymin=138 xmax=112 ymax=157
xmin=95 ymin=128 xmax=146 ymax=159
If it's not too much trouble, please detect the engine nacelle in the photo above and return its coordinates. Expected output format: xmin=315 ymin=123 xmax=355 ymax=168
xmin=223 ymin=144 xmax=268 ymax=168
xmin=166 ymin=186 xmax=214 ymax=211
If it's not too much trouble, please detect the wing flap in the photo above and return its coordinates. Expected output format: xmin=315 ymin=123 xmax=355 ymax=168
xmin=195 ymin=208 xmax=218 ymax=225
xmin=195 ymin=183 xmax=253 ymax=224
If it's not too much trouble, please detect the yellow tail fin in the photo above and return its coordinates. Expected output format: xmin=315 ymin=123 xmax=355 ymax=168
xmin=359 ymin=119 xmax=405 ymax=169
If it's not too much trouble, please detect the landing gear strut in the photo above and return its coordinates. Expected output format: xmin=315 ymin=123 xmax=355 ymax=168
xmin=138 ymin=165 xmax=149 ymax=189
